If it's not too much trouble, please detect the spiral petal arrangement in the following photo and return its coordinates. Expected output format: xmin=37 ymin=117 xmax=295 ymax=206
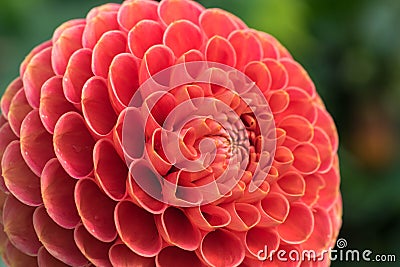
xmin=0 ymin=0 xmax=342 ymax=266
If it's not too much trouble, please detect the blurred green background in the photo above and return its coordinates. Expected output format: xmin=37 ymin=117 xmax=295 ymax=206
xmin=0 ymin=0 xmax=399 ymax=266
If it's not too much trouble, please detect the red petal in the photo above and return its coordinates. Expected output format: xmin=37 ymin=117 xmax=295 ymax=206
xmin=263 ymin=59 xmax=288 ymax=90
xmin=301 ymin=173 xmax=325 ymax=206
xmin=53 ymin=112 xmax=95 ymax=178
xmin=41 ymin=158 xmax=80 ymax=229
xmin=8 ymin=88 xmax=33 ymax=137
xmin=2 ymin=141 xmax=42 ymax=206
xmin=109 ymin=243 xmax=155 ymax=267
xmin=206 ymin=36 xmax=236 ymax=67
xmin=157 ymin=246 xmax=205 ymax=267
xmin=244 ymin=227 xmax=279 ymax=259
xmin=128 ymin=20 xmax=164 ymax=59
xmin=82 ymin=10 xmax=119 ymax=49
xmin=158 ymin=0 xmax=204 ymax=25
xmin=244 ymin=61 xmax=272 ymax=93
xmin=292 ymin=143 xmax=321 ymax=175
xmin=228 ymin=30 xmax=262 ymax=70
xmin=278 ymin=115 xmax=314 ymax=145
xmin=155 ymin=207 xmax=201 ymax=250
xmin=1 ymin=77 xmax=22 ymax=117
xmin=281 ymin=59 xmax=316 ymax=97
xmin=115 ymin=200 xmax=163 ymax=257
xmin=312 ymin=127 xmax=333 ymax=173
xmin=109 ymin=53 xmax=140 ymax=112
xmin=199 ymin=229 xmax=245 ymax=267
xmin=23 ymin=46 xmax=54 ymax=108
xmin=92 ymin=30 xmax=127 ymax=78
xmin=19 ymin=40 xmax=52 ymax=77
xmin=52 ymin=19 xmax=86 ymax=44
xmin=20 ymin=110 xmax=55 ymax=176
xmin=275 ymin=171 xmax=306 ymax=201
xmin=277 ymin=202 xmax=314 ymax=244
xmin=51 ymin=24 xmax=84 ymax=75
xmin=315 ymin=106 xmax=338 ymax=153
xmin=63 ymin=48 xmax=93 ymax=105
xmin=94 ymin=139 xmax=128 ymax=201
xmin=118 ymin=0 xmax=159 ymax=31
xmin=2 ymin=241 xmax=38 ymax=267
xmin=74 ymin=224 xmax=113 ymax=267
xmin=272 ymin=146 xmax=294 ymax=175
xmin=221 ymin=202 xmax=261 ymax=231
xmin=82 ymin=77 xmax=117 ymax=137
xmin=75 ymin=178 xmax=117 ymax=242
xmin=185 ymin=205 xmax=231 ymax=231
xmin=3 ymin=195 xmax=41 ymax=256
xmin=266 ymin=89 xmax=289 ymax=114
xmin=252 ymin=30 xmax=279 ymax=60
xmin=33 ymin=206 xmax=88 ymax=266
xmin=139 ymin=45 xmax=175 ymax=85
xmin=199 ymin=8 xmax=241 ymax=38
xmin=317 ymin=166 xmax=340 ymax=210
xmin=164 ymin=20 xmax=203 ymax=58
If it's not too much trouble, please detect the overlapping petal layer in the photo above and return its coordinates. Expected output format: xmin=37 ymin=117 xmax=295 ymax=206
xmin=0 ymin=0 xmax=341 ymax=266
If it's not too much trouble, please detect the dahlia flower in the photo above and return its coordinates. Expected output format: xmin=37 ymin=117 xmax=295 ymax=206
xmin=0 ymin=0 xmax=342 ymax=266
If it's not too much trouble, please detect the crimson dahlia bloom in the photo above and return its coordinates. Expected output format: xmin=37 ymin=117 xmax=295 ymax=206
xmin=0 ymin=0 xmax=342 ymax=266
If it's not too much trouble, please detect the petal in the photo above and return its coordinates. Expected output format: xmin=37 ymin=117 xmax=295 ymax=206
xmin=7 ymin=88 xmax=33 ymax=137
xmin=115 ymin=200 xmax=163 ymax=257
xmin=33 ymin=206 xmax=88 ymax=266
xmin=94 ymin=139 xmax=128 ymax=201
xmin=244 ymin=61 xmax=271 ymax=93
xmin=1 ymin=77 xmax=22 ymax=117
xmin=20 ymin=110 xmax=55 ymax=176
xmin=41 ymin=158 xmax=80 ymax=229
xmin=2 ymin=241 xmax=38 ymax=267
xmin=92 ymin=30 xmax=127 ymax=78
xmin=157 ymin=246 xmax=205 ymax=267
xmin=109 ymin=243 xmax=155 ymax=267
xmin=244 ymin=227 xmax=279 ymax=259
xmin=155 ymin=207 xmax=201 ymax=250
xmin=163 ymin=20 xmax=203 ymax=58
xmin=257 ymin=192 xmax=289 ymax=227
xmin=199 ymin=8 xmax=241 ymax=38
xmin=221 ymin=202 xmax=261 ymax=232
xmin=51 ymin=24 xmax=85 ymax=75
xmin=266 ymin=89 xmax=289 ymax=114
xmin=206 ymin=36 xmax=236 ymax=67
xmin=278 ymin=115 xmax=314 ymax=145
xmin=228 ymin=30 xmax=263 ymax=70
xmin=199 ymin=229 xmax=245 ymax=267
xmin=301 ymin=173 xmax=325 ymax=206
xmin=252 ymin=30 xmax=279 ymax=60
xmin=75 ymin=178 xmax=117 ymax=242
xmin=74 ymin=224 xmax=113 ymax=267
xmin=53 ymin=112 xmax=95 ymax=178
xmin=23 ymin=46 xmax=54 ymax=108
xmin=19 ymin=40 xmax=52 ymax=77
xmin=315 ymin=106 xmax=338 ymax=153
xmin=0 ymin=122 xmax=18 ymax=170
xmin=2 ymin=141 xmax=42 ymax=206
xmin=317 ymin=166 xmax=340 ymax=210
xmin=139 ymin=45 xmax=175 ymax=85
xmin=312 ymin=127 xmax=333 ymax=173
xmin=108 ymin=53 xmax=140 ymax=112
xmin=40 ymin=76 xmax=76 ymax=133
xmin=281 ymin=59 xmax=315 ymax=97
xmin=63 ymin=48 xmax=93 ymax=105
xmin=118 ymin=0 xmax=159 ymax=31
xmin=37 ymin=247 xmax=70 ymax=267
xmin=158 ymin=0 xmax=204 ymax=25
xmin=275 ymin=171 xmax=306 ymax=201
xmin=82 ymin=76 xmax=118 ymax=137
xmin=128 ymin=19 xmax=164 ymax=59
xmin=277 ymin=202 xmax=314 ymax=244
xmin=292 ymin=143 xmax=321 ymax=175
xmin=82 ymin=9 xmax=119 ymax=49
xmin=272 ymin=146 xmax=294 ymax=175
xmin=185 ymin=204 xmax=231 ymax=231
xmin=52 ymin=19 xmax=86 ymax=44
xmin=263 ymin=58 xmax=288 ymax=90
xmin=3 ymin=195 xmax=41 ymax=256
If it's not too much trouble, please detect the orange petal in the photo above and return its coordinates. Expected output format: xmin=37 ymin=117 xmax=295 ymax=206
xmin=164 ymin=20 xmax=203 ymax=58
xmin=92 ymin=30 xmax=127 ymax=78
xmin=53 ymin=112 xmax=95 ymax=178
xmin=274 ymin=171 xmax=306 ymax=201
xmin=257 ymin=192 xmax=289 ymax=227
xmin=185 ymin=204 xmax=231 ymax=231
xmin=221 ymin=202 xmax=261 ymax=231
xmin=115 ymin=200 xmax=163 ymax=257
xmin=199 ymin=8 xmax=241 ymax=38
xmin=82 ymin=76 xmax=118 ymax=137
xmin=292 ymin=143 xmax=321 ymax=175
xmin=20 ymin=110 xmax=55 ymax=176
xmin=157 ymin=246 xmax=205 ymax=267
xmin=281 ymin=59 xmax=316 ymax=97
xmin=3 ymin=195 xmax=41 ymax=256
xmin=128 ymin=19 xmax=164 ymax=59
xmin=2 ymin=141 xmax=42 ymax=206
xmin=244 ymin=61 xmax=272 ymax=93
xmin=33 ymin=206 xmax=88 ymax=266
xmin=75 ymin=178 xmax=117 ymax=242
xmin=277 ymin=202 xmax=314 ymax=244
xmin=94 ymin=139 xmax=128 ymax=201
xmin=41 ymin=158 xmax=80 ymax=229
xmin=74 ymin=224 xmax=113 ymax=267
xmin=263 ymin=59 xmax=288 ymax=90
xmin=40 ymin=76 xmax=76 ymax=133
xmin=158 ymin=0 xmax=204 ymax=25
xmin=228 ymin=30 xmax=262 ymax=70
xmin=118 ymin=0 xmax=159 ymax=31
xmin=206 ymin=36 xmax=236 ymax=67
xmin=23 ymin=46 xmax=54 ymax=108
xmin=139 ymin=45 xmax=175 ymax=85
xmin=244 ymin=227 xmax=279 ymax=260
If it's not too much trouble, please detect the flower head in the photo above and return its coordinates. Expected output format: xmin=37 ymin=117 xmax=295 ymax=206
xmin=0 ymin=0 xmax=341 ymax=266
